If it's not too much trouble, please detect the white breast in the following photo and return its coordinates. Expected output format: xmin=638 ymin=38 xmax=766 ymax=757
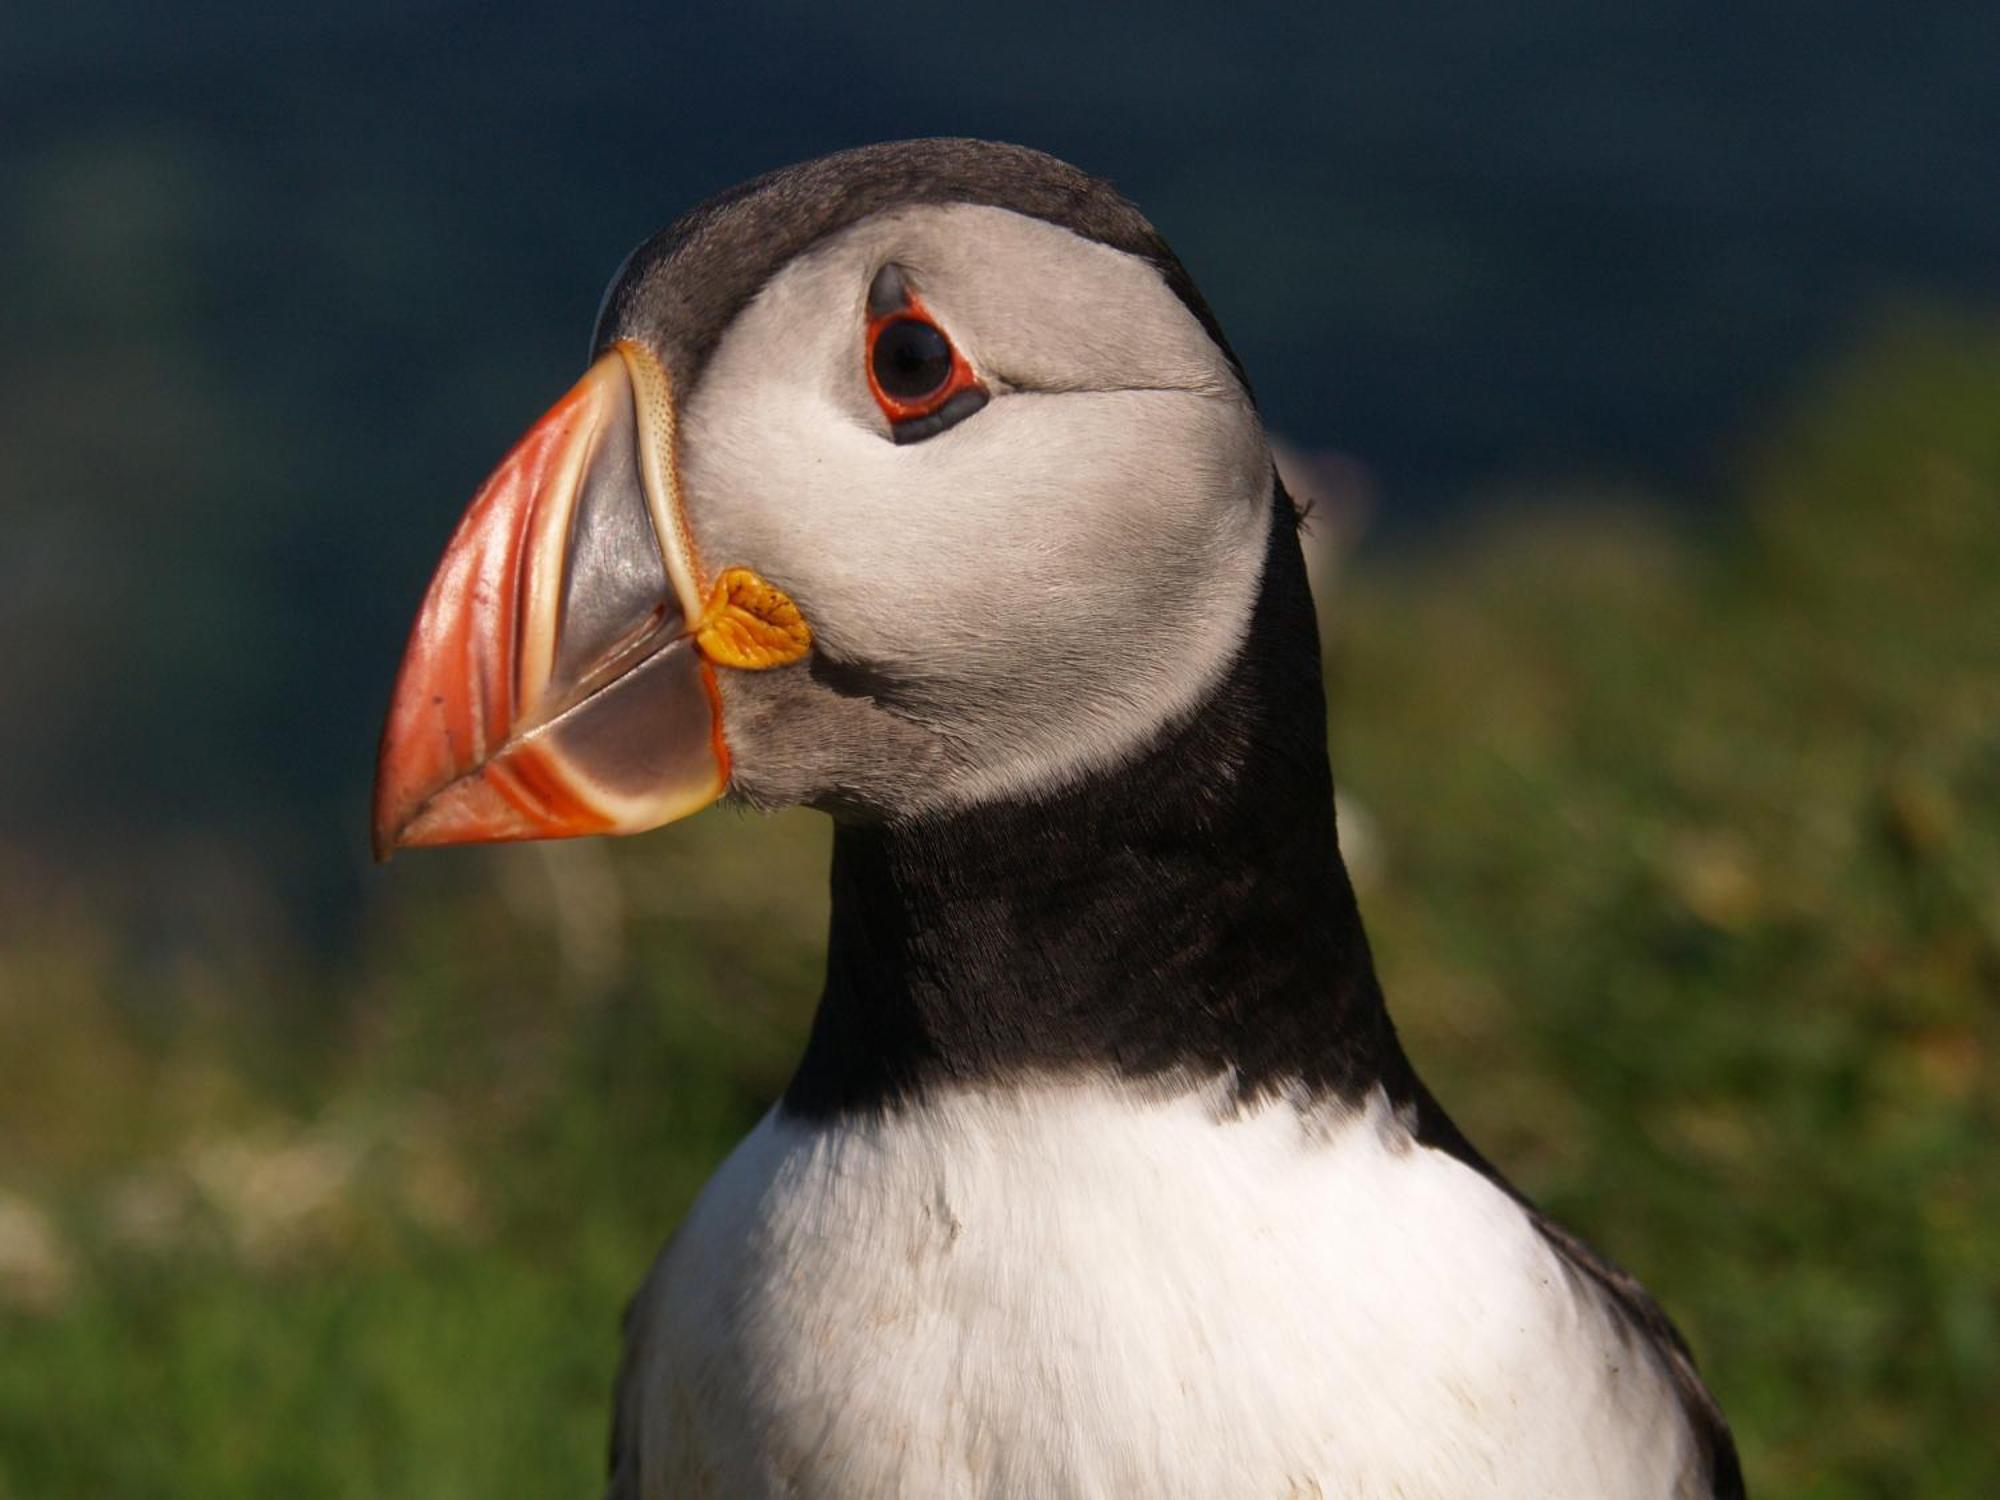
xmin=622 ymin=1080 xmax=1700 ymax=1499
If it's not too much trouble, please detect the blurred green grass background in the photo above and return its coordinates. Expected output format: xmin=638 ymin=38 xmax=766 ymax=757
xmin=2 ymin=318 xmax=1996 ymax=1498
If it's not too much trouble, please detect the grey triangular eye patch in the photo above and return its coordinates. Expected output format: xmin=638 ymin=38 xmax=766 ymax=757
xmin=866 ymin=262 xmax=910 ymax=317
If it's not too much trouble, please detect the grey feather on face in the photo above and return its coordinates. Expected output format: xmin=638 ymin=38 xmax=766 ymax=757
xmin=679 ymin=204 xmax=1272 ymax=820
xmin=595 ymin=144 xmax=1274 ymax=823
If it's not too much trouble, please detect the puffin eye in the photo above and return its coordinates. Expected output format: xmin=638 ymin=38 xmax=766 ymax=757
xmin=864 ymin=273 xmax=988 ymax=444
xmin=872 ymin=318 xmax=953 ymax=401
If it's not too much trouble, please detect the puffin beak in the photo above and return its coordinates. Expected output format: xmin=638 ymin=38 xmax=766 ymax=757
xmin=372 ymin=340 xmax=810 ymax=859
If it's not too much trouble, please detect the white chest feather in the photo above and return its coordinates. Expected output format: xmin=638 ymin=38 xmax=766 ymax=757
xmin=621 ymin=1083 xmax=1700 ymax=1499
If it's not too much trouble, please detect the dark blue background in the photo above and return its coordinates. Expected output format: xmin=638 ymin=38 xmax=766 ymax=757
xmin=4 ymin=2 xmax=1996 ymax=943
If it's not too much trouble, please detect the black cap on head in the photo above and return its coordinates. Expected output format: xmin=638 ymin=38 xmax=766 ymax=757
xmin=592 ymin=138 xmax=1247 ymax=396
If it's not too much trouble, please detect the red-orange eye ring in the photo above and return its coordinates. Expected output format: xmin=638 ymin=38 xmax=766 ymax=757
xmin=865 ymin=287 xmax=987 ymax=442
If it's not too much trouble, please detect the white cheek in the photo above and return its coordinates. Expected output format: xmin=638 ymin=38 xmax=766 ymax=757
xmin=691 ymin=382 xmax=1269 ymax=807
xmin=677 ymin=205 xmax=1274 ymax=811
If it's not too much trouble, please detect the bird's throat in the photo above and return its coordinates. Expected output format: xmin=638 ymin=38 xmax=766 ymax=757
xmin=784 ymin=487 xmax=1411 ymax=1121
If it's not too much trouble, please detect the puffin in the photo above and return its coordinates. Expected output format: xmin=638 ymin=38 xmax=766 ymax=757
xmin=373 ymin=139 xmax=1744 ymax=1500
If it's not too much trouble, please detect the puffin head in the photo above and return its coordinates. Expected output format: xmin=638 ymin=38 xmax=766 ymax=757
xmin=373 ymin=140 xmax=1279 ymax=856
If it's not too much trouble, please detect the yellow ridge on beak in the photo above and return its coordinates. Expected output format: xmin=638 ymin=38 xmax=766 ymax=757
xmin=372 ymin=340 xmax=808 ymax=859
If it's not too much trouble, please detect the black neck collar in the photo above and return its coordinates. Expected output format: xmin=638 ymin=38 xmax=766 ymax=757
xmin=782 ymin=488 xmax=1415 ymax=1121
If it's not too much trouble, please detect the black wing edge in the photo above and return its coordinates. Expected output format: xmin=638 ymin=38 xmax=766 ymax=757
xmin=1409 ymin=1079 xmax=1747 ymax=1500
xmin=604 ymin=1276 xmax=653 ymax=1500
xmin=1528 ymin=1209 xmax=1747 ymax=1499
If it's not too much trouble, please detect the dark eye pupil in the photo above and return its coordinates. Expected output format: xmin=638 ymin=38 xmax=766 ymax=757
xmin=872 ymin=319 xmax=953 ymax=401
